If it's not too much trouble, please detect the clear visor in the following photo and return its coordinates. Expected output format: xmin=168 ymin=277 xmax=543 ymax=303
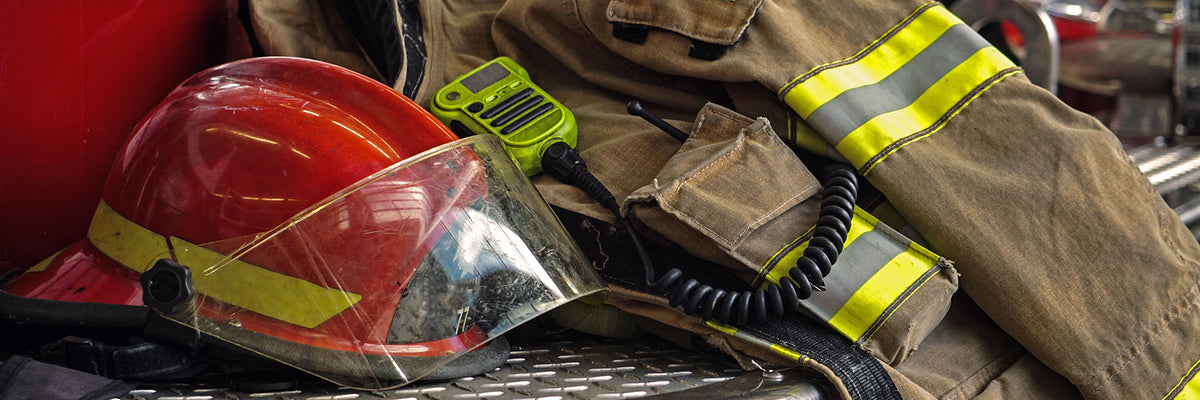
xmin=156 ymin=135 xmax=605 ymax=389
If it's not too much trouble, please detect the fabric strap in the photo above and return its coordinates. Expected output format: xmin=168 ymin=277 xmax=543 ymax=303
xmin=552 ymin=205 xmax=902 ymax=400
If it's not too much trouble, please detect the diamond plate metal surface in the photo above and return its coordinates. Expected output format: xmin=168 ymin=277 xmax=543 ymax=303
xmin=1129 ymin=143 xmax=1200 ymax=194
xmin=1125 ymin=142 xmax=1200 ymax=236
xmin=109 ymin=332 xmax=827 ymax=400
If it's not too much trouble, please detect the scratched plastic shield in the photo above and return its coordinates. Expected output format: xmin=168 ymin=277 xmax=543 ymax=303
xmin=157 ymin=135 xmax=605 ymax=389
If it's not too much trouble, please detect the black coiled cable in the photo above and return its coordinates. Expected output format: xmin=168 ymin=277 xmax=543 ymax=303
xmin=647 ymin=165 xmax=857 ymax=325
xmin=544 ymin=101 xmax=860 ymax=327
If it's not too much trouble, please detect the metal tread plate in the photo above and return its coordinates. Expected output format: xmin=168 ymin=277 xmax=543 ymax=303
xmin=1125 ymin=142 xmax=1200 ymax=234
xmin=112 ymin=331 xmax=827 ymax=400
xmin=1129 ymin=143 xmax=1200 ymax=194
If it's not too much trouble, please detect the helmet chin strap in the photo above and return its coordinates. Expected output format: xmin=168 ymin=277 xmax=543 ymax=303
xmin=0 ymin=288 xmax=148 ymax=329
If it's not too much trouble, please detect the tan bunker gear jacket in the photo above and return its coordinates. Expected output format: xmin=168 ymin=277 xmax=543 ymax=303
xmin=247 ymin=0 xmax=1200 ymax=398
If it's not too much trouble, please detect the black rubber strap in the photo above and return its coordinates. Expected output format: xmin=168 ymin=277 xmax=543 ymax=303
xmin=63 ymin=337 xmax=210 ymax=380
xmin=550 ymin=205 xmax=902 ymax=400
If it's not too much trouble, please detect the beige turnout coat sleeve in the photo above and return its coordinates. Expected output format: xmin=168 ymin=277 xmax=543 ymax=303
xmin=247 ymin=0 xmax=1200 ymax=398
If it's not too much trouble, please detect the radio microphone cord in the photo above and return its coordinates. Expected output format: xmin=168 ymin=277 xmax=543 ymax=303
xmin=538 ymin=102 xmax=857 ymax=326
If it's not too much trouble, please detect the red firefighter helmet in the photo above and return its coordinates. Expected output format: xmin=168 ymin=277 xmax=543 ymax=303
xmin=2 ymin=57 xmax=605 ymax=388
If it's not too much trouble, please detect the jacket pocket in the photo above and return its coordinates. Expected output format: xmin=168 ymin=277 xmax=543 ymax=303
xmin=626 ymin=103 xmax=957 ymax=365
xmin=606 ymin=0 xmax=763 ymax=46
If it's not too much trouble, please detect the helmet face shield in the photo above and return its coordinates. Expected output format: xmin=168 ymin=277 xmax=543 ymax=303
xmin=155 ymin=135 xmax=605 ymax=388
xmin=1 ymin=58 xmax=601 ymax=388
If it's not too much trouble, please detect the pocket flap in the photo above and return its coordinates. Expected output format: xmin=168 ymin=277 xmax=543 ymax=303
xmin=606 ymin=0 xmax=764 ymax=46
xmin=626 ymin=103 xmax=819 ymax=250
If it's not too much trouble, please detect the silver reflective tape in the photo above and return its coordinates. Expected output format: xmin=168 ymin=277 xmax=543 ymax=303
xmin=806 ymin=23 xmax=992 ymax=144
xmin=803 ymin=229 xmax=909 ymax=321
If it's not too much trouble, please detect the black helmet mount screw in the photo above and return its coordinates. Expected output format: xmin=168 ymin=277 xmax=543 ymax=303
xmin=141 ymin=259 xmax=196 ymax=315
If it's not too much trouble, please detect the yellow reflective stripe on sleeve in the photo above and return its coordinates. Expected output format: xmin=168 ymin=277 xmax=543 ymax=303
xmin=864 ymin=200 xmax=907 ymax=232
xmin=786 ymin=112 xmax=829 ymax=157
xmin=761 ymin=207 xmax=875 ymax=285
xmin=834 ymin=47 xmax=1017 ymax=171
xmin=171 ymin=238 xmax=362 ymax=329
xmin=827 ymin=242 xmax=938 ymax=341
xmin=786 ymin=112 xmax=849 ymax=165
xmin=786 ymin=3 xmax=959 ymax=118
xmin=86 ymin=201 xmax=360 ymax=328
xmin=779 ymin=2 xmax=1020 ymax=173
xmin=1165 ymin=357 xmax=1200 ymax=399
xmin=758 ymin=207 xmax=942 ymax=343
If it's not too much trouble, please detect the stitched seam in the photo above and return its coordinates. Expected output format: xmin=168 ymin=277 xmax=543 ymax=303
xmin=671 ymin=110 xmax=810 ymax=246
xmin=655 ymin=111 xmax=742 ymax=246
xmin=652 ymin=198 xmax=761 ymax=270
xmin=1165 ymin=358 xmax=1200 ymax=399
xmin=755 ymin=226 xmax=813 ymax=285
xmin=777 ymin=2 xmax=939 ymax=98
xmin=859 ymin=263 xmax=942 ymax=345
xmin=943 ymin=348 xmax=1026 ymax=400
xmin=672 ymin=137 xmax=754 ymax=245
xmin=733 ymin=130 xmax=817 ymax=243
xmin=747 ymin=327 xmax=868 ymax=399
xmin=736 ymin=188 xmax=807 ymax=244
xmin=754 ymin=205 xmax=871 ymax=284
xmin=706 ymin=104 xmax=754 ymax=126
xmin=1083 ymin=279 xmax=1200 ymax=396
xmin=721 ymin=114 xmax=820 ymax=242
xmin=860 ymin=67 xmax=1021 ymax=175
xmin=606 ymin=0 xmax=763 ymax=44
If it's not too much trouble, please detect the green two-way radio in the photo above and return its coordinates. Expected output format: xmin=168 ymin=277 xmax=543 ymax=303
xmin=431 ymin=57 xmax=578 ymax=176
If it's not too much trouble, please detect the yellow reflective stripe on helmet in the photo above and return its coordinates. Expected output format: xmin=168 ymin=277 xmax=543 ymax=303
xmin=25 ymin=249 xmax=64 ymax=273
xmin=779 ymin=2 xmax=1020 ymax=173
xmin=88 ymin=201 xmax=170 ymax=272
xmin=170 ymin=239 xmax=363 ymax=329
xmin=87 ymin=201 xmax=360 ymax=328
xmin=759 ymin=207 xmax=942 ymax=343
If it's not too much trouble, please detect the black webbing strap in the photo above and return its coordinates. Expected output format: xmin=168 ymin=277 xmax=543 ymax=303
xmin=739 ymin=317 xmax=900 ymax=400
xmin=551 ymin=205 xmax=902 ymax=400
xmin=61 ymin=336 xmax=211 ymax=381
